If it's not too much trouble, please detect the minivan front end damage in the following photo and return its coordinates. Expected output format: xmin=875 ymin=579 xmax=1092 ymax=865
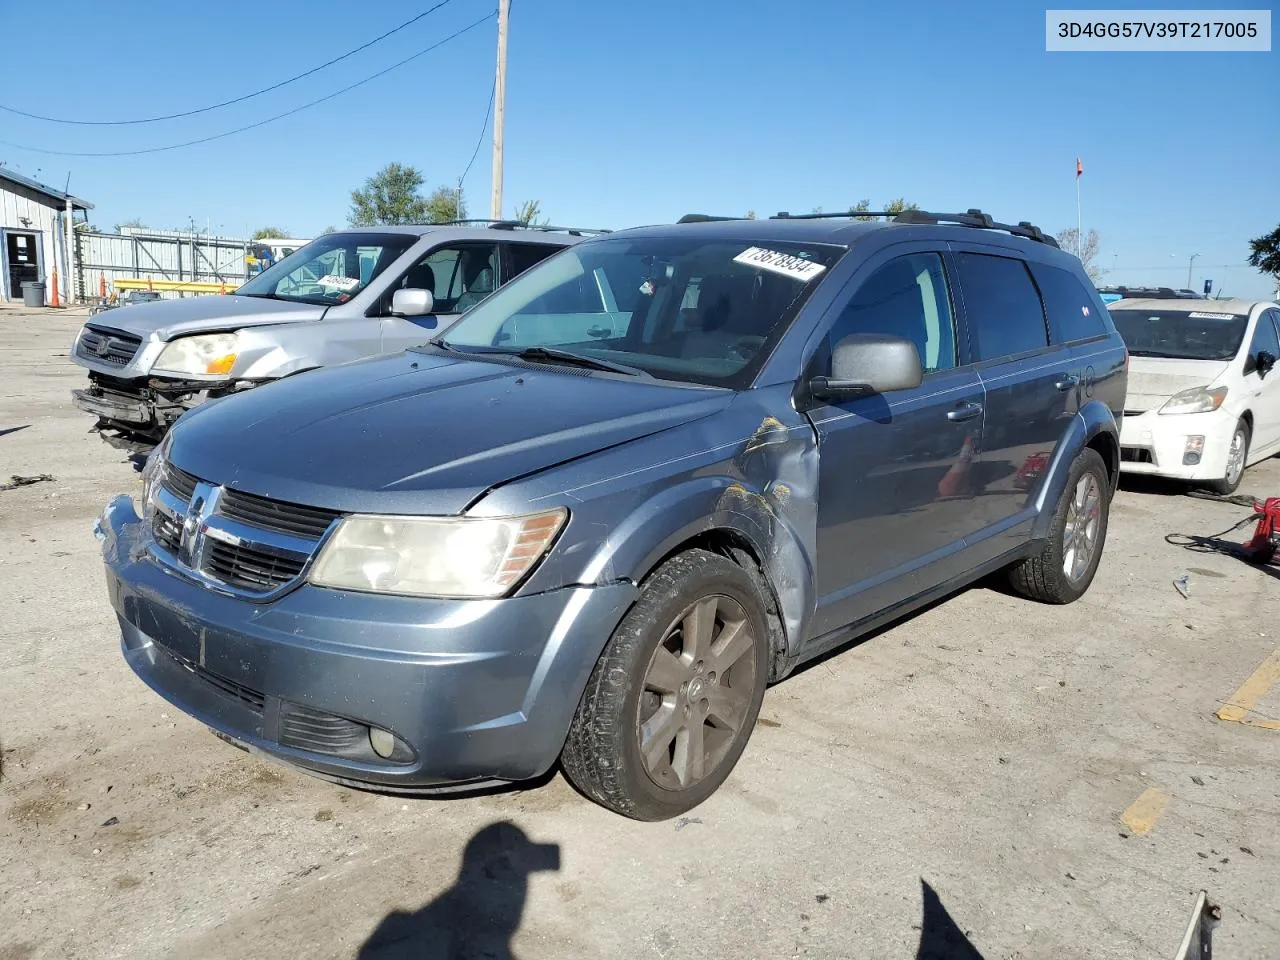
xmin=96 ymin=493 xmax=639 ymax=791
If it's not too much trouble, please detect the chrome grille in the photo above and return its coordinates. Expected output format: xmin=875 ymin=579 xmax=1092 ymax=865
xmin=77 ymin=326 xmax=142 ymax=366
xmin=149 ymin=461 xmax=343 ymax=598
xmin=205 ymin=539 xmax=308 ymax=592
xmin=219 ymin=488 xmax=341 ymax=539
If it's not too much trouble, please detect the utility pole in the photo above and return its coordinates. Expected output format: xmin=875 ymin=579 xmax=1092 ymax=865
xmin=489 ymin=0 xmax=509 ymax=221
xmin=1186 ymin=253 xmax=1199 ymax=289
xmin=64 ymin=173 xmax=75 ymax=304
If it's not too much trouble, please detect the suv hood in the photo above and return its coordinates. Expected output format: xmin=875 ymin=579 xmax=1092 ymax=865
xmin=167 ymin=351 xmax=730 ymax=515
xmin=1125 ymin=357 xmax=1230 ymax=411
xmin=87 ymin=295 xmax=325 ymax=341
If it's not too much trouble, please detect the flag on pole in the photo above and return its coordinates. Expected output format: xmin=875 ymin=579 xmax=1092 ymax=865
xmin=1076 ymin=157 xmax=1083 ymax=178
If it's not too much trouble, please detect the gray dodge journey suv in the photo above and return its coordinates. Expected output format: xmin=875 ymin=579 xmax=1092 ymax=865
xmin=96 ymin=209 xmax=1127 ymax=820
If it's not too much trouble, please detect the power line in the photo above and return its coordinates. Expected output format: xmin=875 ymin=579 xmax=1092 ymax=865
xmin=0 ymin=13 xmax=495 ymax=158
xmin=458 ymin=80 xmax=497 ymax=191
xmin=0 ymin=0 xmax=460 ymax=126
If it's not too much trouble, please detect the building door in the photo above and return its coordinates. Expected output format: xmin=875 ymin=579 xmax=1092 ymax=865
xmin=4 ymin=231 xmax=42 ymax=300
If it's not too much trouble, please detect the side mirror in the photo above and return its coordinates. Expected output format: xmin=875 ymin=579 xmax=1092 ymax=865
xmin=391 ymin=288 xmax=434 ymax=317
xmin=1257 ymin=350 xmax=1277 ymax=376
xmin=810 ymin=333 xmax=923 ymax=402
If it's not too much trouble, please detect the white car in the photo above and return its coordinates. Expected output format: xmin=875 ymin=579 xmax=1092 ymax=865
xmin=1112 ymin=297 xmax=1280 ymax=493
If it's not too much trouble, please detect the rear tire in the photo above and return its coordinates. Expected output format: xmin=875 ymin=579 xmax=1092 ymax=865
xmin=560 ymin=549 xmax=769 ymax=821
xmin=1205 ymin=420 xmax=1250 ymax=496
xmin=1007 ymin=448 xmax=1110 ymax=604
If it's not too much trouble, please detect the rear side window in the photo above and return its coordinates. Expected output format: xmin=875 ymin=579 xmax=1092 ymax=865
xmin=828 ymin=252 xmax=957 ymax=372
xmin=956 ymin=253 xmax=1050 ymax=361
xmin=508 ymin=243 xmax=563 ymax=278
xmin=1029 ymin=262 xmax=1109 ymax=344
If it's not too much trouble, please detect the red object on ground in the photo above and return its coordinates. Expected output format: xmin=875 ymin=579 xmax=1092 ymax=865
xmin=147 ymin=275 xmax=154 ymax=291
xmin=1242 ymin=497 xmax=1280 ymax=565
xmin=99 ymin=271 xmax=107 ymax=298
xmin=49 ymin=268 xmax=60 ymax=307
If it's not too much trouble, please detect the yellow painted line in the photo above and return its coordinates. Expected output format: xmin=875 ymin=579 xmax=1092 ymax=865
xmin=1216 ymin=649 xmax=1280 ymax=728
xmin=1121 ymin=788 xmax=1169 ymax=836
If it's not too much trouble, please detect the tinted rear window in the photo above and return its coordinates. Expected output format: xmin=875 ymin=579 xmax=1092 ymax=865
xmin=1029 ymin=262 xmax=1110 ymax=344
xmin=955 ymin=253 xmax=1050 ymax=361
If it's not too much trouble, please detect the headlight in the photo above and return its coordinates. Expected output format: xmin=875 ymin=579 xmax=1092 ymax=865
xmin=138 ymin=435 xmax=170 ymax=518
xmin=309 ymin=509 xmax=567 ymax=598
xmin=152 ymin=333 xmax=239 ymax=377
xmin=1158 ymin=385 xmax=1227 ymax=415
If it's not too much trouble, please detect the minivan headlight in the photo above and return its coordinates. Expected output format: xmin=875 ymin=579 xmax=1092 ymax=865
xmin=1158 ymin=385 xmax=1227 ymax=415
xmin=153 ymin=333 xmax=239 ymax=377
xmin=308 ymin=509 xmax=567 ymax=598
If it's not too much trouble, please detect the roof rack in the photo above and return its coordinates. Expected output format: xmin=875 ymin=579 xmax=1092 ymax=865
xmin=437 ymin=219 xmax=611 ymax=236
xmin=677 ymin=214 xmax=748 ymax=223
xmin=767 ymin=207 xmax=1059 ymax=248
xmin=1098 ymin=285 xmax=1204 ymax=300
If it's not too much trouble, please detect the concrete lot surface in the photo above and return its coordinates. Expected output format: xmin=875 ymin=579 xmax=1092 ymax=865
xmin=2 ymin=307 xmax=1278 ymax=959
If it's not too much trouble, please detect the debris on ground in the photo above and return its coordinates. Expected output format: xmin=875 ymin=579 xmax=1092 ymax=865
xmin=1173 ymin=574 xmax=1191 ymax=599
xmin=0 ymin=474 xmax=54 ymax=492
xmin=101 ymin=816 xmax=119 ymax=827
xmin=1191 ymin=775 xmax=1205 ymax=786
xmin=674 ymin=816 xmax=702 ymax=832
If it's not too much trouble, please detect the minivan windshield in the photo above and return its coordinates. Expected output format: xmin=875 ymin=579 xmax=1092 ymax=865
xmin=237 ymin=232 xmax=417 ymax=306
xmin=434 ymin=236 xmax=845 ymax=388
xmin=1110 ymin=308 xmax=1249 ymax=361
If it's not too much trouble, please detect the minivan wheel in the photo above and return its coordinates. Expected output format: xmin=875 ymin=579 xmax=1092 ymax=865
xmin=560 ymin=549 xmax=769 ymax=821
xmin=1205 ymin=420 xmax=1250 ymax=495
xmin=1007 ymin=447 xmax=1110 ymax=605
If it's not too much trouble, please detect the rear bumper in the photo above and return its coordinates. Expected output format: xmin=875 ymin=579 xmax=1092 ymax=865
xmin=97 ymin=496 xmax=637 ymax=791
xmin=1118 ymin=408 xmax=1235 ymax=481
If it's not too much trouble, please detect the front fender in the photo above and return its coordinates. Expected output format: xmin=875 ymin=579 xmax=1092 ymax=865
xmin=1030 ymin=399 xmax=1118 ymax=540
xmin=574 ymin=475 xmax=817 ymax=662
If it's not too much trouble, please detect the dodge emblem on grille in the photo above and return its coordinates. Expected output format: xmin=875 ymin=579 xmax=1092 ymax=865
xmin=94 ymin=337 xmax=111 ymax=356
xmin=177 ymin=482 xmax=220 ymax=569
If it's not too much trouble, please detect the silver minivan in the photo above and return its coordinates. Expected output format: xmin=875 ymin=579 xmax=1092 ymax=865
xmin=70 ymin=222 xmax=597 ymax=450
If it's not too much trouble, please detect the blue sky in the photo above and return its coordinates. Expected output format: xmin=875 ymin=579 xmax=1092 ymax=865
xmin=1 ymin=0 xmax=1276 ymax=296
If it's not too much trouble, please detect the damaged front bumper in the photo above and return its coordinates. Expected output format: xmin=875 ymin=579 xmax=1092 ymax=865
xmin=96 ymin=495 xmax=638 ymax=792
xmin=72 ymin=375 xmax=218 ymax=451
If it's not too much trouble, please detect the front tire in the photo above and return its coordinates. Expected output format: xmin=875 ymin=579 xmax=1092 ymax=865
xmin=560 ymin=550 xmax=769 ymax=821
xmin=1205 ymin=420 xmax=1250 ymax=496
xmin=1007 ymin=448 xmax=1110 ymax=604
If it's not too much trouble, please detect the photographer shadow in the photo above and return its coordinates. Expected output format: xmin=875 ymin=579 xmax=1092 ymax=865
xmin=355 ymin=821 xmax=560 ymax=960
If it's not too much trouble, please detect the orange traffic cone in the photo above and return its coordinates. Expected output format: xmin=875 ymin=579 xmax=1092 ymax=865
xmin=49 ymin=268 xmax=61 ymax=307
xmin=219 ymin=282 xmax=228 ymax=295
xmin=147 ymin=275 xmax=154 ymax=291
xmin=99 ymin=271 xmax=106 ymax=298
xmin=937 ymin=435 xmax=975 ymax=499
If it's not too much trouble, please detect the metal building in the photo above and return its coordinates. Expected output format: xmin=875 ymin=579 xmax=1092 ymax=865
xmin=0 ymin=168 xmax=92 ymax=301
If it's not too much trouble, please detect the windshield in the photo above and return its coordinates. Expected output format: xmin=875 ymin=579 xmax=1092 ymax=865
xmin=237 ymin=232 xmax=417 ymax=305
xmin=435 ymin=235 xmax=845 ymax=387
xmin=1110 ymin=308 xmax=1249 ymax=361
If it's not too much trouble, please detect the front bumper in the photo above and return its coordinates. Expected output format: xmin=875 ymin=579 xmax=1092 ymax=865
xmin=72 ymin=377 xmax=213 ymax=449
xmin=1118 ymin=407 xmax=1236 ymax=481
xmin=96 ymin=496 xmax=637 ymax=791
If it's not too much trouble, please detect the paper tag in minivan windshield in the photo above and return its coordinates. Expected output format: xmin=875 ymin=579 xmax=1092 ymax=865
xmin=317 ymin=275 xmax=361 ymax=291
xmin=733 ymin=247 xmax=826 ymax=282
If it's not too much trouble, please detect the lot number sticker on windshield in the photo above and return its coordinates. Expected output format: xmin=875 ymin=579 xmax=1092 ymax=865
xmin=317 ymin=275 xmax=361 ymax=291
xmin=733 ymin=247 xmax=826 ymax=282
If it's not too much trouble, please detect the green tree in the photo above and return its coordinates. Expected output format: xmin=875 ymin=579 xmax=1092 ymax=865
xmin=848 ymin=198 xmax=919 ymax=221
xmin=511 ymin=199 xmax=548 ymax=226
xmin=423 ymin=185 xmax=466 ymax=224
xmin=320 ymin=225 xmax=338 ymax=235
xmin=744 ymin=210 xmax=757 ymax=220
xmin=252 ymin=226 xmax=288 ymax=240
xmin=1055 ymin=227 xmax=1103 ymax=282
xmin=348 ymin=163 xmax=430 ymax=226
xmin=1247 ymin=224 xmax=1280 ymax=278
xmin=114 ymin=217 xmax=147 ymax=233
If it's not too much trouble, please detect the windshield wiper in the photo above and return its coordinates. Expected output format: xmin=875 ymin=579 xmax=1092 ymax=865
xmin=1127 ymin=349 xmax=1205 ymax=359
xmin=511 ymin=346 xmax=648 ymax=377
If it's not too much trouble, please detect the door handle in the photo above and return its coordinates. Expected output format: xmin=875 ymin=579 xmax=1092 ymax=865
xmin=1055 ymin=374 xmax=1080 ymax=391
xmin=946 ymin=401 xmax=983 ymax=422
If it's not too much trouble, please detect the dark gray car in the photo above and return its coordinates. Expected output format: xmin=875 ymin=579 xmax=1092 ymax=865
xmin=95 ymin=209 xmax=1127 ymax=820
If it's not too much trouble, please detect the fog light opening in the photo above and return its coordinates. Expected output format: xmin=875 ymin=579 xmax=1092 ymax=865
xmin=1183 ymin=435 xmax=1205 ymax=466
xmin=369 ymin=727 xmax=396 ymax=759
